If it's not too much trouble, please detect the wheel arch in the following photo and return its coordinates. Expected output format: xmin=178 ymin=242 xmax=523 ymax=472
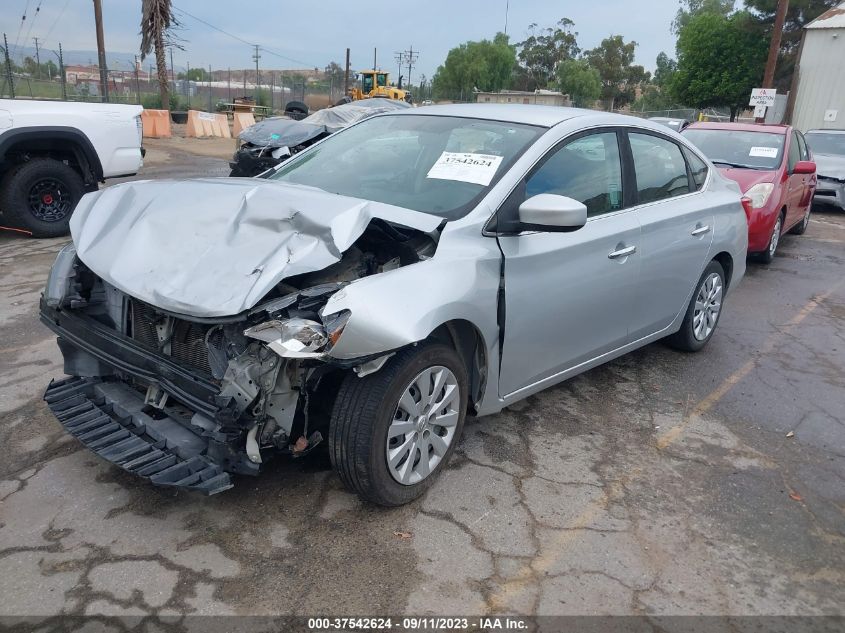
xmin=711 ymin=251 xmax=734 ymax=290
xmin=425 ymin=319 xmax=488 ymax=414
xmin=0 ymin=127 xmax=103 ymax=184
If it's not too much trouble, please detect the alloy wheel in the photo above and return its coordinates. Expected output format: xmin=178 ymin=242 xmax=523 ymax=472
xmin=386 ymin=366 xmax=460 ymax=485
xmin=768 ymin=217 xmax=782 ymax=258
xmin=28 ymin=178 xmax=73 ymax=222
xmin=692 ymin=272 xmax=723 ymax=341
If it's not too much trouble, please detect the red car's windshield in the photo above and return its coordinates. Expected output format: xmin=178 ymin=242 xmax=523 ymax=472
xmin=682 ymin=129 xmax=785 ymax=171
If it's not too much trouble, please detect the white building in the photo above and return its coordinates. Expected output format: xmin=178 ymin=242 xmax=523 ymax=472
xmin=789 ymin=2 xmax=845 ymax=131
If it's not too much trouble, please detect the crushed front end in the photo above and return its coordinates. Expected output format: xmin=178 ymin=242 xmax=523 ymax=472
xmin=41 ymin=220 xmax=437 ymax=494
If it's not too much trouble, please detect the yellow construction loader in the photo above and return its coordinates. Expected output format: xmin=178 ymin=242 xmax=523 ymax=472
xmin=349 ymin=70 xmax=412 ymax=102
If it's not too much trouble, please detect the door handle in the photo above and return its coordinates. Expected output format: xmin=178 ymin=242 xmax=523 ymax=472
xmin=608 ymin=245 xmax=637 ymax=259
xmin=691 ymin=225 xmax=711 ymax=236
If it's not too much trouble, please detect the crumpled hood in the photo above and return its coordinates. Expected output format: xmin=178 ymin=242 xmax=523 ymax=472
xmin=70 ymin=178 xmax=441 ymax=318
xmin=239 ymin=117 xmax=327 ymax=149
xmin=813 ymin=153 xmax=845 ymax=181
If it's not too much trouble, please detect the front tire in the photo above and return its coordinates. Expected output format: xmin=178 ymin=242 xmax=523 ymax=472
xmin=329 ymin=343 xmax=468 ymax=506
xmin=0 ymin=158 xmax=86 ymax=238
xmin=755 ymin=213 xmax=783 ymax=264
xmin=667 ymin=260 xmax=725 ymax=352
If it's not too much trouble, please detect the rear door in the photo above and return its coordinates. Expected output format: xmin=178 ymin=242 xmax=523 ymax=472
xmin=496 ymin=129 xmax=641 ymax=397
xmin=795 ymin=131 xmax=816 ymax=211
xmin=626 ymin=131 xmax=714 ymax=339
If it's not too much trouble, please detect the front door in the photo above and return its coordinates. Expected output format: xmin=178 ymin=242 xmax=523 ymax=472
xmin=496 ymin=130 xmax=641 ymax=397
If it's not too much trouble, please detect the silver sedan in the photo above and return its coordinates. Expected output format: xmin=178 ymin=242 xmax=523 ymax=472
xmin=42 ymin=105 xmax=747 ymax=505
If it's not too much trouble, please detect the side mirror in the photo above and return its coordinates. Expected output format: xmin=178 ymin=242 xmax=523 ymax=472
xmin=793 ymin=160 xmax=816 ymax=175
xmin=518 ymin=194 xmax=588 ymax=232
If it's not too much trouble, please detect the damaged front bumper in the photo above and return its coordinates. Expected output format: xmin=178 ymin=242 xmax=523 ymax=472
xmin=44 ymin=376 xmax=233 ymax=494
xmin=40 ymin=301 xmax=268 ymax=494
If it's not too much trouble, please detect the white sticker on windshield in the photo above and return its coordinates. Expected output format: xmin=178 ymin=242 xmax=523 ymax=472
xmin=426 ymin=152 xmax=504 ymax=186
xmin=749 ymin=146 xmax=779 ymax=158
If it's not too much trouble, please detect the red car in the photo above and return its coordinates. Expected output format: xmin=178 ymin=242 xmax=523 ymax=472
xmin=683 ymin=122 xmax=816 ymax=263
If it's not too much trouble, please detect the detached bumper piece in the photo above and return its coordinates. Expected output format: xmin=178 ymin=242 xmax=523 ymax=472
xmin=44 ymin=376 xmax=233 ymax=495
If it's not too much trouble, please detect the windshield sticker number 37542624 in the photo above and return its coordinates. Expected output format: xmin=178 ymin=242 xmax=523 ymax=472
xmin=426 ymin=152 xmax=504 ymax=186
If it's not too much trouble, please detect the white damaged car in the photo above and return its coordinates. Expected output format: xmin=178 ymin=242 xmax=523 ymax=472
xmin=41 ymin=105 xmax=747 ymax=505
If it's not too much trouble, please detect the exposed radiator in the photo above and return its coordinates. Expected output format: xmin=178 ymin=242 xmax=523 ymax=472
xmin=130 ymin=300 xmax=212 ymax=374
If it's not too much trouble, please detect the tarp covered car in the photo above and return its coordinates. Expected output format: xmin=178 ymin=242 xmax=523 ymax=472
xmin=229 ymin=99 xmax=412 ymax=177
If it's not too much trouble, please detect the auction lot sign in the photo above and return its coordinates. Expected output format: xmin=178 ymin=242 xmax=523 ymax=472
xmin=749 ymin=88 xmax=777 ymax=107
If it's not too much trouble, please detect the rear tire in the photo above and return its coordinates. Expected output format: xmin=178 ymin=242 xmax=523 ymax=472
xmin=790 ymin=207 xmax=810 ymax=235
xmin=329 ymin=343 xmax=468 ymax=506
xmin=667 ymin=260 xmax=726 ymax=353
xmin=0 ymin=158 xmax=86 ymax=238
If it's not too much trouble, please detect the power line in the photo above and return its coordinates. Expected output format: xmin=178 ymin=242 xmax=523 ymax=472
xmin=12 ymin=0 xmax=32 ymax=60
xmin=19 ymin=0 xmax=45 ymax=61
xmin=172 ymin=5 xmax=319 ymax=69
xmin=41 ymin=0 xmax=70 ymax=47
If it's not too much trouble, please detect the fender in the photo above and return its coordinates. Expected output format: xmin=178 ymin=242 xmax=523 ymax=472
xmin=0 ymin=126 xmax=104 ymax=181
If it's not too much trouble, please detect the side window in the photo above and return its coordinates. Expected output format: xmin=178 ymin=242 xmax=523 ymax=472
xmin=683 ymin=147 xmax=709 ymax=191
xmin=525 ymin=132 xmax=623 ymax=217
xmin=796 ymin=132 xmax=809 ymax=161
xmin=788 ymin=131 xmax=801 ymax=171
xmin=629 ymin=132 xmax=691 ymax=203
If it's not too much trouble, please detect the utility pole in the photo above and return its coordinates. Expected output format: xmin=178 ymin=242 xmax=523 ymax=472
xmin=3 ymin=33 xmax=15 ymax=99
xmin=394 ymin=51 xmax=405 ymax=88
xmin=186 ymin=60 xmax=191 ymax=107
xmin=228 ymin=67 xmax=231 ymax=103
xmin=33 ymin=37 xmax=41 ymax=79
xmin=763 ymin=0 xmax=789 ymax=88
xmin=134 ymin=55 xmax=140 ymax=104
xmin=505 ymin=0 xmax=510 ymax=36
xmin=344 ymin=48 xmax=350 ymax=96
xmin=252 ymin=44 xmax=261 ymax=99
xmin=169 ymin=47 xmax=175 ymax=87
xmin=208 ymin=64 xmax=213 ymax=112
xmin=403 ymin=46 xmax=419 ymax=89
xmin=92 ymin=0 xmax=109 ymax=102
xmin=373 ymin=48 xmax=377 ymax=70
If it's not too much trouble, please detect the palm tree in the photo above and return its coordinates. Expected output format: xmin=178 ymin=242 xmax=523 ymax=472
xmin=140 ymin=0 xmax=178 ymax=110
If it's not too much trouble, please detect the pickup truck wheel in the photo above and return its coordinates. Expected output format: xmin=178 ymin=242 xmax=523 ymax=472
xmin=329 ymin=343 xmax=467 ymax=506
xmin=0 ymin=158 xmax=85 ymax=237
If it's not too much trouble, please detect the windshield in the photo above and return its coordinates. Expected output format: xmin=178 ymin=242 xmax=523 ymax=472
xmin=805 ymin=132 xmax=845 ymax=156
xmin=362 ymin=74 xmax=374 ymax=94
xmin=682 ymin=128 xmax=785 ymax=170
xmin=269 ymin=114 xmax=544 ymax=219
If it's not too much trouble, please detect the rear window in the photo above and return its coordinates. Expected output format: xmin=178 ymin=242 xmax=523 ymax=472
xmin=682 ymin=128 xmax=785 ymax=170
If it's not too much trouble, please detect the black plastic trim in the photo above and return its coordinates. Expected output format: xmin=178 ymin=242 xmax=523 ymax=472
xmin=0 ymin=126 xmax=105 ymax=180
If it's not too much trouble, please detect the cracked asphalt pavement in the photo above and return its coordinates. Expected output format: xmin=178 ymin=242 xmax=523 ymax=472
xmin=1 ymin=140 xmax=844 ymax=621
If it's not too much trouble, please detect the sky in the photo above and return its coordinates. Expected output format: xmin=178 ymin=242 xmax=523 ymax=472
xmin=1 ymin=0 xmax=683 ymax=80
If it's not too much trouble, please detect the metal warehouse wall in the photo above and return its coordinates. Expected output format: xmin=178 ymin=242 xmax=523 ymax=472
xmin=791 ymin=28 xmax=845 ymax=132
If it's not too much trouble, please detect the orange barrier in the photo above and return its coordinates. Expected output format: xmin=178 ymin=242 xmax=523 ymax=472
xmin=140 ymin=109 xmax=172 ymax=138
xmin=185 ymin=110 xmax=231 ymax=139
xmin=232 ymin=112 xmax=256 ymax=137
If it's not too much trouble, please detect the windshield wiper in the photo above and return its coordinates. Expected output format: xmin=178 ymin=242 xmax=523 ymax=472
xmin=711 ymin=159 xmax=766 ymax=170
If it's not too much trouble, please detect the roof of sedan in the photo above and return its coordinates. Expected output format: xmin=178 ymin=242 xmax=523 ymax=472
xmin=396 ymin=103 xmax=673 ymax=129
xmin=686 ymin=121 xmax=789 ymax=134
xmin=400 ymin=103 xmax=594 ymax=127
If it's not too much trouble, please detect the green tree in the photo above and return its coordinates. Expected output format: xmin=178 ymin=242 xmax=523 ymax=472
xmin=141 ymin=0 xmax=180 ymax=111
xmin=744 ymin=0 xmax=839 ymax=91
xmin=516 ymin=18 xmax=580 ymax=89
xmin=556 ymin=58 xmax=601 ymax=107
xmin=670 ymin=11 xmax=768 ymax=120
xmin=672 ymin=0 xmax=736 ymax=33
xmin=432 ymin=33 xmax=516 ymax=101
xmin=584 ymin=36 xmax=650 ymax=109
xmin=653 ymin=52 xmax=677 ymax=88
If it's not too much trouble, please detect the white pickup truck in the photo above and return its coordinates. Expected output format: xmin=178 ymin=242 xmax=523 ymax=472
xmin=0 ymin=99 xmax=144 ymax=237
